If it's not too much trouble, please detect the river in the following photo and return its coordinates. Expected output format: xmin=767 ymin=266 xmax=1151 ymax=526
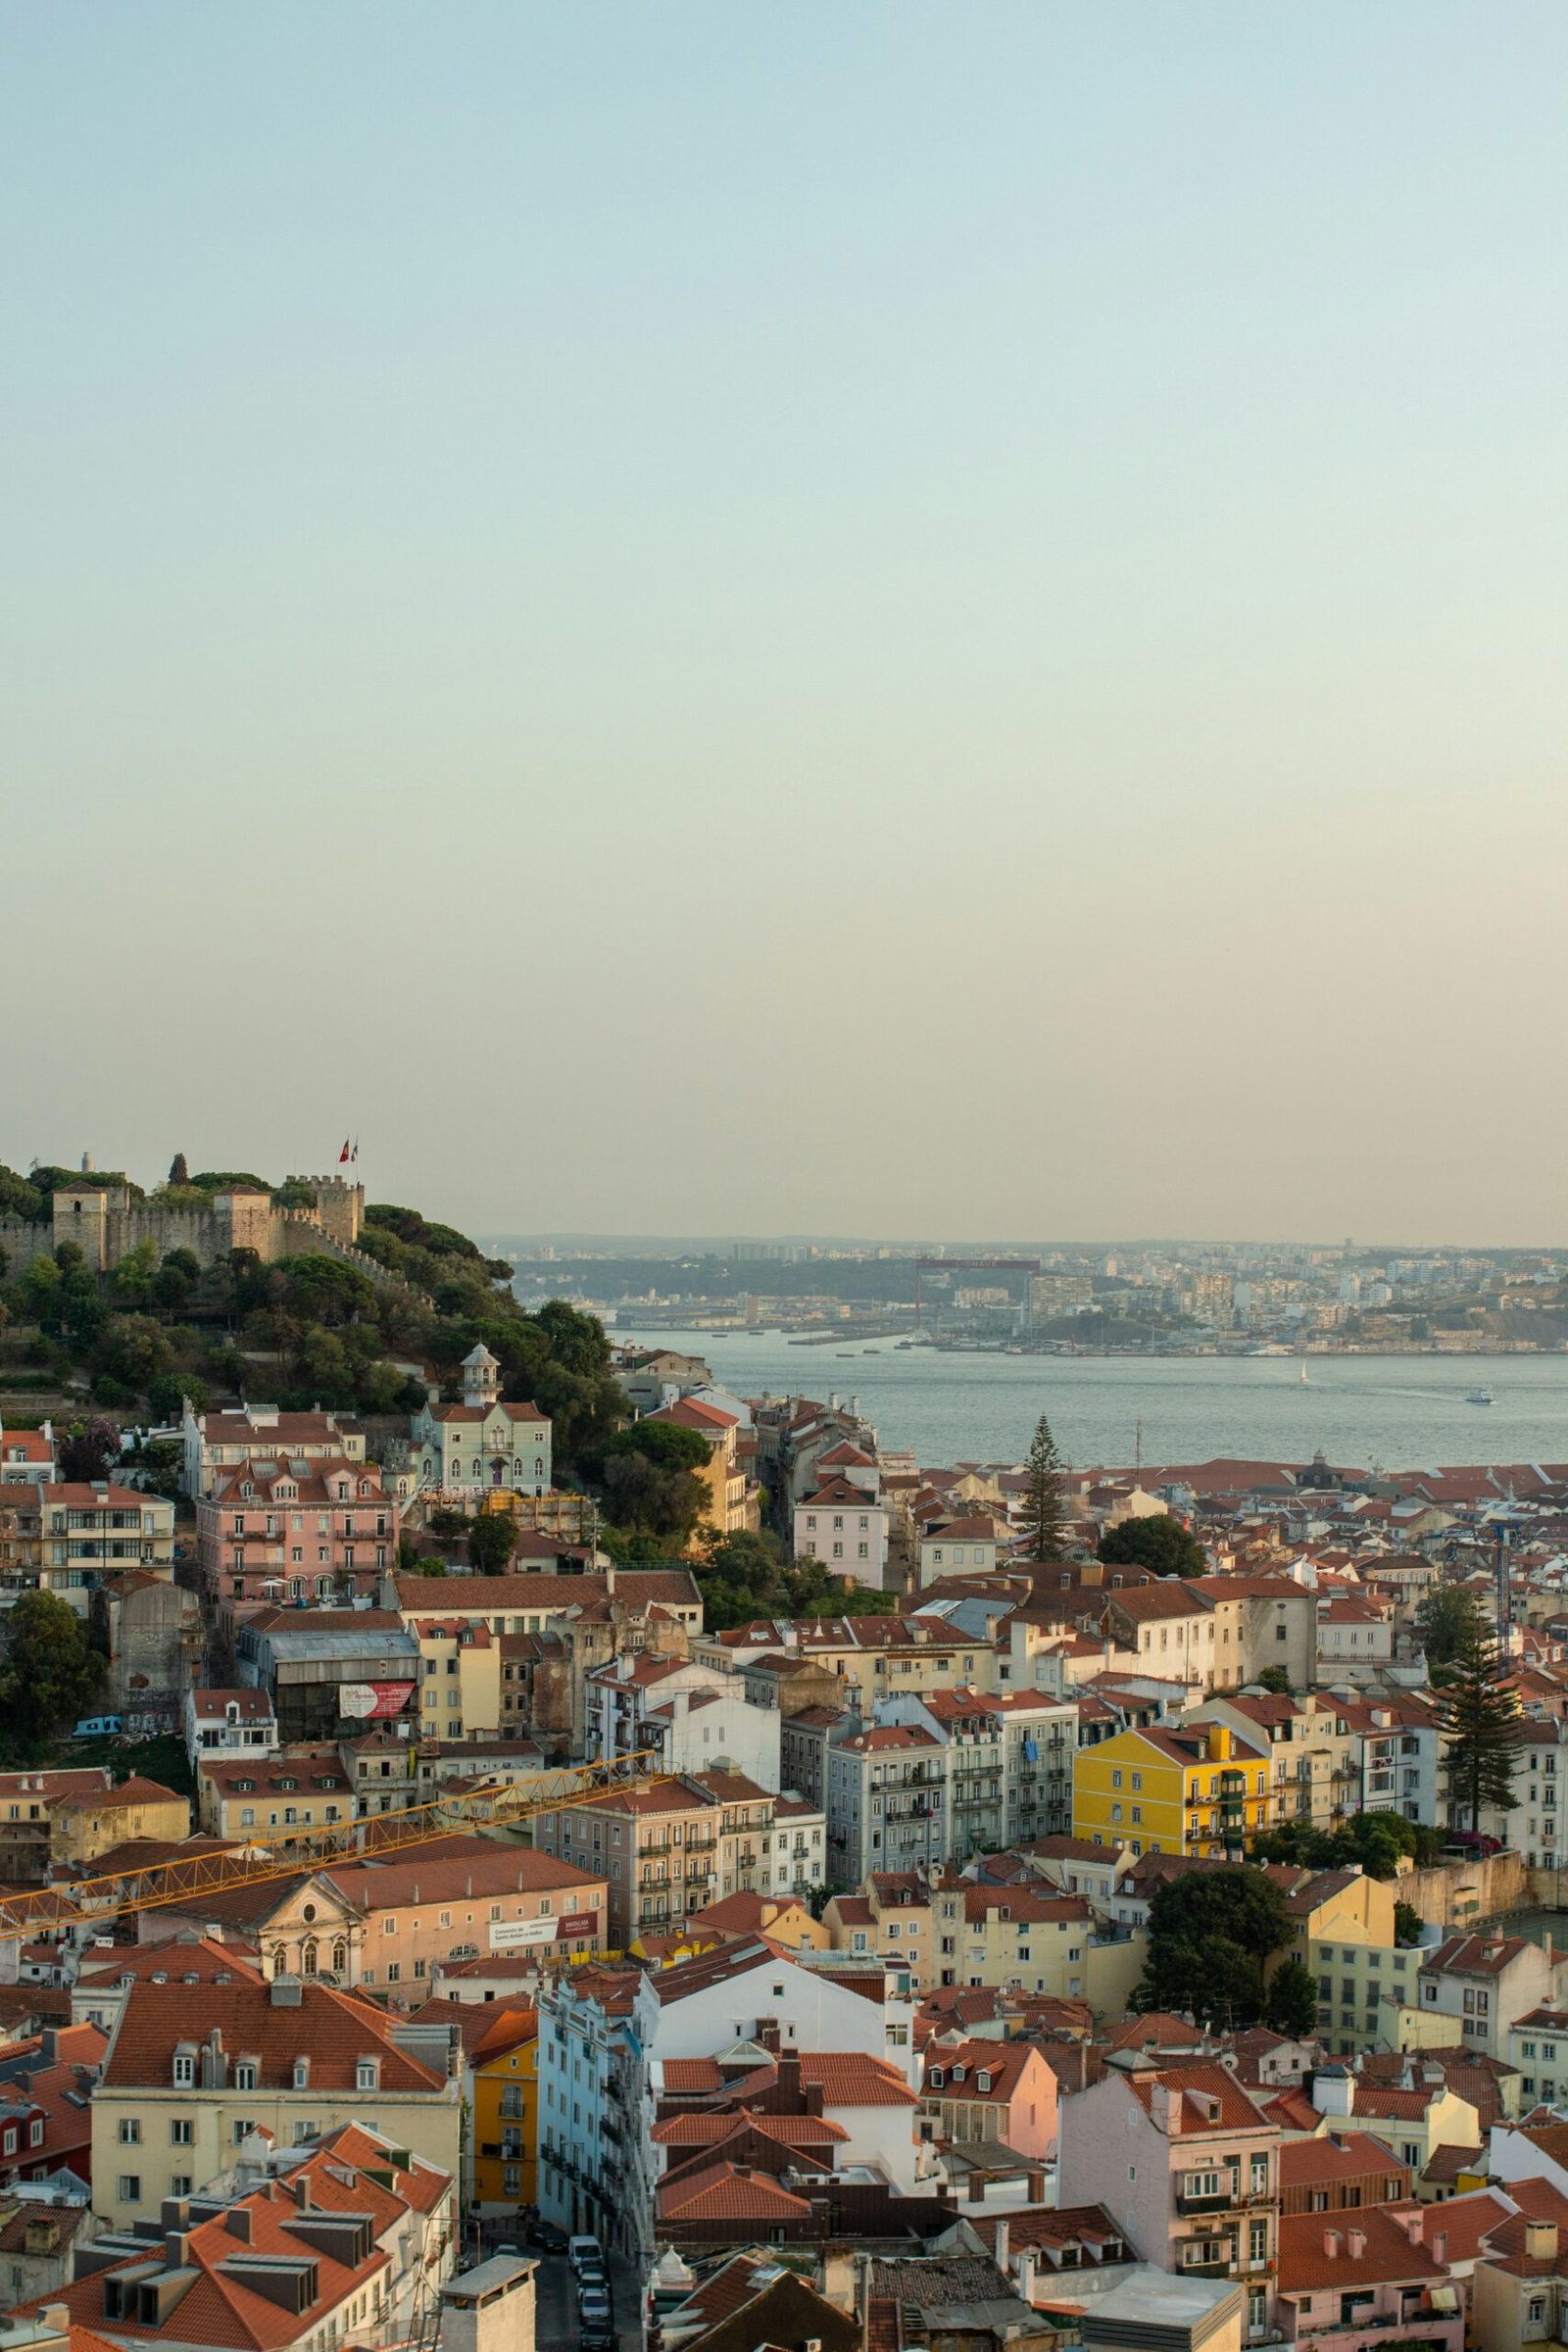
xmin=610 ymin=1330 xmax=1568 ymax=1475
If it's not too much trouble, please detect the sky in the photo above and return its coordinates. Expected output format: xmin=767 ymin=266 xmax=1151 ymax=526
xmin=4 ymin=4 xmax=1566 ymax=1247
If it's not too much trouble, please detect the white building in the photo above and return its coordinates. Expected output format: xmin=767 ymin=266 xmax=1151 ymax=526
xmin=646 ymin=1936 xmax=918 ymax=2082
xmin=587 ymin=1653 xmax=783 ymax=1791
xmin=919 ymin=1518 xmax=1004 ymax=1588
xmin=182 ymin=1686 xmax=279 ymax=1772
xmin=411 ymin=1346 xmax=552 ymax=1496
xmin=537 ymin=1962 xmax=659 ymax=2259
xmin=793 ymin=1476 xmax=890 ymax=1590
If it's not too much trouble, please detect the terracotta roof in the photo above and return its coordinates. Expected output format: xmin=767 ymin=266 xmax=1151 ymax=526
xmin=656 ymin=2161 xmax=813 ymax=2222
xmin=1279 ymin=2207 xmax=1448 ymax=2294
xmin=1126 ymin=2060 xmax=1272 ymax=2136
xmin=101 ymin=1980 xmax=447 ymax=2093
xmin=1280 ymin=2132 xmax=1404 ymax=2188
xmin=799 ymin=2053 xmax=917 ymax=2107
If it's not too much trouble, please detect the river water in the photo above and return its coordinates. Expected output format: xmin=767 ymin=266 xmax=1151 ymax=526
xmin=612 ymin=1330 xmax=1568 ymax=1475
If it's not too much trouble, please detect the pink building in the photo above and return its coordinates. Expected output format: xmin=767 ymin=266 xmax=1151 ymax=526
xmin=196 ymin=1453 xmax=400 ymax=1609
xmin=920 ymin=2035 xmax=1058 ymax=2159
xmin=1058 ymin=2055 xmax=1282 ymax=2342
xmin=1277 ymin=2208 xmax=1463 ymax=2352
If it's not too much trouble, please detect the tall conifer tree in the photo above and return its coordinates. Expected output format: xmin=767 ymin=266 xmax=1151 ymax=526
xmin=1442 ymin=1612 xmax=1519 ymax=1834
xmin=1021 ymin=1413 xmax=1069 ymax=1562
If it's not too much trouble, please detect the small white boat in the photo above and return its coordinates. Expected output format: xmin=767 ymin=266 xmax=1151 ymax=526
xmin=1299 ymin=1361 xmax=1309 ymax=1384
xmin=1465 ymin=1387 xmax=1494 ymax=1405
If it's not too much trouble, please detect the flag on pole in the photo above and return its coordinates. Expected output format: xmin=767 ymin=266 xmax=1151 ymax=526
xmin=339 ymin=1138 xmax=351 ymax=1164
xmin=351 ymin=1139 xmax=359 ymax=1164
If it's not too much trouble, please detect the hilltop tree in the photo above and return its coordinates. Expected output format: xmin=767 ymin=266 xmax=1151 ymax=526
xmin=1097 ymin=1514 xmax=1206 ymax=1578
xmin=168 ymin=1153 xmax=189 ymax=1186
xmin=1442 ymin=1612 xmax=1520 ymax=1835
xmin=1020 ymin=1413 xmax=1070 ymax=1562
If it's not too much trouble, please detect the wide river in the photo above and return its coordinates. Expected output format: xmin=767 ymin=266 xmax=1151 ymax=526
xmin=611 ymin=1329 xmax=1568 ymax=1475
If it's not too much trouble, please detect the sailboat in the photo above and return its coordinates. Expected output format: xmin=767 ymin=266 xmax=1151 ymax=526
xmin=1299 ymin=1360 xmax=1309 ymax=1385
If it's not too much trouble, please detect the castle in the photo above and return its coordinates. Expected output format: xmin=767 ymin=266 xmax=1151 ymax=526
xmin=0 ymin=1173 xmax=379 ymax=1281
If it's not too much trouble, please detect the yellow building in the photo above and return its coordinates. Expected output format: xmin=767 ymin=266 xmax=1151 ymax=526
xmin=409 ymin=1613 xmax=503 ymax=1741
xmin=47 ymin=1774 xmax=191 ymax=1868
xmin=1072 ymin=1721 xmax=1271 ymax=1860
xmin=469 ymin=2005 xmax=539 ymax=2212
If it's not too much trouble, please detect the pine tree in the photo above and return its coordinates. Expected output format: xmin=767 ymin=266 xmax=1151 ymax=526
xmin=1442 ymin=1613 xmax=1520 ymax=1834
xmin=168 ymin=1152 xmax=189 ymax=1185
xmin=1021 ymin=1412 xmax=1070 ymax=1562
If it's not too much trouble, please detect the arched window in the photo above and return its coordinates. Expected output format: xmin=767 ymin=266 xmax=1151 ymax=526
xmin=301 ymin=1939 xmax=318 ymax=1978
xmin=331 ymin=1940 xmax=348 ymax=1976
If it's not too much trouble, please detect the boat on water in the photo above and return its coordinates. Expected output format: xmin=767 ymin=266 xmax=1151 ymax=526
xmin=1465 ymin=1387 xmax=1494 ymax=1405
xmin=1299 ymin=1361 xmax=1309 ymax=1384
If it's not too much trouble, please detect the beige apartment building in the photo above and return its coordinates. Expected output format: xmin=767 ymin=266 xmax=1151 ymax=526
xmin=531 ymin=1770 xmax=789 ymax=1947
xmin=91 ymin=1976 xmax=461 ymax=2228
xmin=410 ymin=1613 xmax=503 ymax=1740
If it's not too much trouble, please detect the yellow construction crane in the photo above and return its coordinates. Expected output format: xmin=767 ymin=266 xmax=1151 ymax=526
xmin=0 ymin=1748 xmax=672 ymax=1936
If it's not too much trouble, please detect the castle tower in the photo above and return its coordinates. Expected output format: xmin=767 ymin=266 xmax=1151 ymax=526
xmin=461 ymin=1344 xmax=501 ymax=1410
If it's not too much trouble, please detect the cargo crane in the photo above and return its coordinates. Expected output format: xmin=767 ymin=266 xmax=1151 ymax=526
xmin=0 ymin=1747 xmax=672 ymax=1937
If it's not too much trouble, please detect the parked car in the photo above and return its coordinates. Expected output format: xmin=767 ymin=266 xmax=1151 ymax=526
xmin=526 ymin=2219 xmax=568 ymax=2253
xmin=579 ymin=2288 xmax=612 ymax=2329
xmin=569 ymin=2237 xmax=605 ymax=2276
xmin=582 ymin=2327 xmax=614 ymax=2352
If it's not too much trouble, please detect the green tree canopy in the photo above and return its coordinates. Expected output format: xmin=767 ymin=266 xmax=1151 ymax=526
xmin=687 ymin=1527 xmax=900 ymax=1629
xmin=1262 ymin=1956 xmax=1320 ymax=2038
xmin=1020 ymin=1413 xmax=1070 ymax=1562
xmin=1418 ymin=1581 xmax=1490 ymax=1670
xmin=1097 ymin=1514 xmax=1206 ymax=1578
xmin=466 ymin=1511 xmax=517 ymax=1576
xmin=1137 ymin=1866 xmax=1294 ymax=2028
xmin=0 ymin=1592 xmax=104 ymax=1757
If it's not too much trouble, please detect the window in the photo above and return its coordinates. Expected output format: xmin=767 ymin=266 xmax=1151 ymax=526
xmin=171 ymin=2119 xmax=193 ymax=2145
xmin=119 ymin=2119 xmax=141 ymax=2144
xmin=172 ymin=2052 xmax=195 ymax=2087
xmin=357 ymin=2059 xmax=379 ymax=2091
xmin=118 ymin=2175 xmax=140 ymax=2204
xmin=233 ymin=2063 xmax=257 ymax=2091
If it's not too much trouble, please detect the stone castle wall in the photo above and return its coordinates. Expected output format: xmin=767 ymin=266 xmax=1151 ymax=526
xmin=0 ymin=1178 xmax=377 ymax=1283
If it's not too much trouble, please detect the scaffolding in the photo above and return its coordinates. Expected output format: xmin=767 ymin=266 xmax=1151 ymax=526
xmin=0 ymin=1747 xmax=671 ymax=1936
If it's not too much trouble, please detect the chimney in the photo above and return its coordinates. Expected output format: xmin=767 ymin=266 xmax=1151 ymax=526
xmin=1027 ymin=2167 xmax=1047 ymax=2203
xmin=1526 ymin=2223 xmax=1558 ymax=2266
xmin=996 ymin=2220 xmax=1009 ymax=2274
xmin=1397 ymin=2211 xmax=1424 ymax=2245
xmin=1323 ymin=2230 xmax=1343 ymax=2260
xmin=1431 ymin=2230 xmax=1448 ymax=2268
xmin=1348 ymin=2228 xmax=1367 ymax=2260
xmin=225 ymin=2208 xmax=253 ymax=2242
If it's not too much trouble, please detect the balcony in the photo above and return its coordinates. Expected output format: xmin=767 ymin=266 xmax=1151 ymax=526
xmin=1178 ymin=2191 xmax=1233 ymax=2216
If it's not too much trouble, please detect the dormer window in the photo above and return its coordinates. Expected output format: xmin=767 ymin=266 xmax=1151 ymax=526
xmin=172 ymin=2049 xmax=196 ymax=2088
xmin=976 ymin=2071 xmax=992 ymax=2092
xmin=929 ymin=2067 xmax=945 ymax=2087
xmin=293 ymin=2058 xmax=310 ymax=2089
xmin=952 ymin=2064 xmax=966 ymax=2083
xmin=356 ymin=2058 xmax=379 ymax=2091
xmin=234 ymin=2061 xmax=258 ymax=2091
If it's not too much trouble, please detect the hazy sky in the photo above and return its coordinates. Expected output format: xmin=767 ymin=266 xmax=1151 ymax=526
xmin=5 ymin=5 xmax=1566 ymax=1246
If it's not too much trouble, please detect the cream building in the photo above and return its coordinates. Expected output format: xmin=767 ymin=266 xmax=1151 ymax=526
xmin=91 ymin=1975 xmax=461 ymax=2227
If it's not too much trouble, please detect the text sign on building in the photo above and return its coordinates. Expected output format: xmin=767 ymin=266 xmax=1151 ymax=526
xmin=339 ymin=1682 xmax=416 ymax=1720
xmin=490 ymin=1916 xmax=560 ymax=1950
